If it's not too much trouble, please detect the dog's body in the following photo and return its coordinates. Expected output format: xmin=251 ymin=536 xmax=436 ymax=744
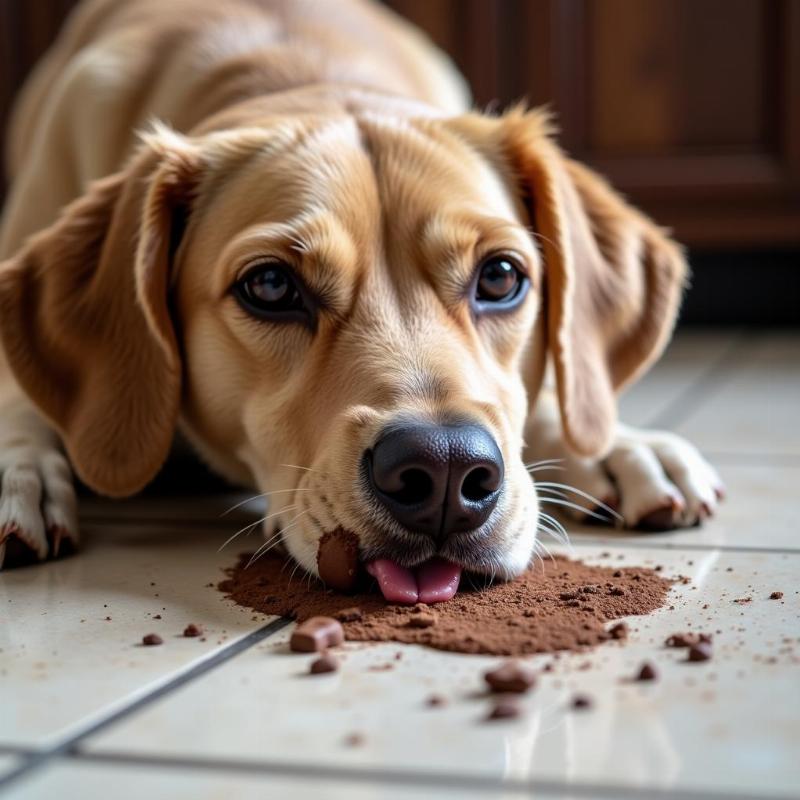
xmin=0 ymin=0 xmax=722 ymax=592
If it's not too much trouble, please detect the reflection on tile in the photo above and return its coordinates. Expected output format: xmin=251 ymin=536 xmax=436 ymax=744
xmin=84 ymin=547 xmax=800 ymax=798
xmin=563 ymin=461 xmax=800 ymax=551
xmin=674 ymin=333 xmax=800 ymax=456
xmin=618 ymin=330 xmax=737 ymax=428
xmin=3 ymin=759 xmax=601 ymax=800
xmin=0 ymin=525 xmax=271 ymax=747
xmin=0 ymin=754 xmax=21 ymax=779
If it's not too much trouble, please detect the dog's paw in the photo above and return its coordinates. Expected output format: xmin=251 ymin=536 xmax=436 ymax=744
xmin=539 ymin=426 xmax=725 ymax=531
xmin=0 ymin=447 xmax=79 ymax=568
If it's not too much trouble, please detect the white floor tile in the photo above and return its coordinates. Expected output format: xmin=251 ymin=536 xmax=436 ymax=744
xmin=82 ymin=547 xmax=800 ymax=798
xmin=674 ymin=333 xmax=800 ymax=456
xmin=618 ymin=329 xmax=737 ymax=427
xmin=0 ymin=525 xmax=272 ymax=748
xmin=0 ymin=759 xmax=598 ymax=800
xmin=562 ymin=461 xmax=800 ymax=551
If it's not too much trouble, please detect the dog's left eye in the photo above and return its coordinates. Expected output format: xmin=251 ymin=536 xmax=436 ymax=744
xmin=474 ymin=256 xmax=526 ymax=306
xmin=233 ymin=261 xmax=310 ymax=322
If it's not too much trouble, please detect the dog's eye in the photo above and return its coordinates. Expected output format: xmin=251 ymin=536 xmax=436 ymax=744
xmin=233 ymin=261 xmax=309 ymax=321
xmin=474 ymin=256 xmax=526 ymax=306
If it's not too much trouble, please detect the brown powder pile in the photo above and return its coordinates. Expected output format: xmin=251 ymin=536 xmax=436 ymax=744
xmin=218 ymin=553 xmax=672 ymax=656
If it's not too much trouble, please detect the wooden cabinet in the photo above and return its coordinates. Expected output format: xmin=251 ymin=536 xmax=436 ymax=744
xmin=387 ymin=0 xmax=800 ymax=248
xmin=2 ymin=1 xmax=799 ymax=248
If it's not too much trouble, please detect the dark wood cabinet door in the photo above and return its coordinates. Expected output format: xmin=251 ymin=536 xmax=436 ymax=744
xmin=389 ymin=0 xmax=800 ymax=248
xmin=3 ymin=0 xmax=799 ymax=248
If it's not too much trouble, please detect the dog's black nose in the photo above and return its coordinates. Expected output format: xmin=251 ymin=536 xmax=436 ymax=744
xmin=367 ymin=423 xmax=504 ymax=539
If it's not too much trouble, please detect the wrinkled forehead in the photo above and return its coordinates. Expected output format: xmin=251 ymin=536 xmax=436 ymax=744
xmin=189 ymin=114 xmax=526 ymax=284
xmin=359 ymin=115 xmax=524 ymax=236
xmin=194 ymin=116 xmax=381 ymax=251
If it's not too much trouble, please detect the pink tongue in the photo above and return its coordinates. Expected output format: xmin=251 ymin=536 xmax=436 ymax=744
xmin=366 ymin=558 xmax=461 ymax=605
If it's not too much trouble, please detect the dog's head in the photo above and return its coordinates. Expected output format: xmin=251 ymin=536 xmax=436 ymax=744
xmin=0 ymin=107 xmax=685 ymax=598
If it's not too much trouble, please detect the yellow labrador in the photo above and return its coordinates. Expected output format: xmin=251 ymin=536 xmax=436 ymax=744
xmin=0 ymin=0 xmax=722 ymax=599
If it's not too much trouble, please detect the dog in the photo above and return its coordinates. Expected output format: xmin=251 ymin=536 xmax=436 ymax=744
xmin=0 ymin=0 xmax=723 ymax=600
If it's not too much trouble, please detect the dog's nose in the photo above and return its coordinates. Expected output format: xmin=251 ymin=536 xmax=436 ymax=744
xmin=367 ymin=423 xmax=504 ymax=539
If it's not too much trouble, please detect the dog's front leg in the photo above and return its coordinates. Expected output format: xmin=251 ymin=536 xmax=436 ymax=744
xmin=524 ymin=388 xmax=725 ymax=531
xmin=0 ymin=378 xmax=78 ymax=566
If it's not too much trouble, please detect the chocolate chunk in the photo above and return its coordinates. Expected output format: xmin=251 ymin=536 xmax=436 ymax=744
xmin=636 ymin=662 xmax=658 ymax=681
xmin=183 ymin=623 xmax=202 ymax=638
xmin=290 ymin=616 xmax=345 ymax=652
xmin=309 ymin=653 xmax=339 ymax=674
xmin=408 ymin=612 xmax=436 ymax=628
xmin=426 ymin=694 xmax=447 ymax=707
xmin=687 ymin=642 xmax=713 ymax=662
xmin=769 ymin=591 xmax=784 ymax=600
xmin=571 ymin=693 xmax=593 ymax=710
xmin=665 ymin=632 xmax=712 ymax=648
xmin=317 ymin=528 xmax=359 ymax=592
xmin=559 ymin=591 xmax=579 ymax=601
xmin=484 ymin=661 xmax=536 ymax=693
xmin=486 ymin=699 xmax=521 ymax=720
xmin=334 ymin=607 xmax=363 ymax=622
xmin=609 ymin=622 xmax=628 ymax=640
xmin=142 ymin=633 xmax=163 ymax=646
xmin=608 ymin=587 xmax=625 ymax=596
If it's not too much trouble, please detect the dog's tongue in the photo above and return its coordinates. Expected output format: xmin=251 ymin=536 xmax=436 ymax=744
xmin=366 ymin=558 xmax=461 ymax=604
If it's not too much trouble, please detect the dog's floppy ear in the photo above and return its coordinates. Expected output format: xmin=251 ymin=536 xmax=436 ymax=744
xmin=0 ymin=128 xmax=203 ymax=496
xmin=500 ymin=110 xmax=687 ymax=457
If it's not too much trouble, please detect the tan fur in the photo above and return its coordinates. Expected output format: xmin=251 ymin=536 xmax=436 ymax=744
xmin=0 ymin=0 xmax=688 ymax=575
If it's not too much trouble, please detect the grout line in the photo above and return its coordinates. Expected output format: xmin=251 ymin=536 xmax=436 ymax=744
xmin=0 ymin=617 xmax=292 ymax=794
xmin=560 ymin=536 xmax=800 ymax=556
xmin=50 ymin=749 xmax=782 ymax=800
xmin=647 ymin=331 xmax=748 ymax=430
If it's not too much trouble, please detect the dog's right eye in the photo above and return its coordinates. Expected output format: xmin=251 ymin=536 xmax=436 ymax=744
xmin=233 ymin=261 xmax=311 ymax=324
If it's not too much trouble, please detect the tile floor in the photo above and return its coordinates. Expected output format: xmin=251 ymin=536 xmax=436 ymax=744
xmin=1 ymin=329 xmax=798 ymax=800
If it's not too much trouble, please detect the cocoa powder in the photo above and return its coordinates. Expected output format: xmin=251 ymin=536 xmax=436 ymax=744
xmin=218 ymin=553 xmax=672 ymax=657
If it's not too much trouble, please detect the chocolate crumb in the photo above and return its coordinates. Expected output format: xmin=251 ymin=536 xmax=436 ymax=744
xmin=343 ymin=733 xmax=364 ymax=747
xmin=334 ymin=607 xmax=363 ymax=622
xmin=142 ymin=633 xmax=163 ymax=646
xmin=609 ymin=622 xmax=628 ymax=640
xmin=317 ymin=528 xmax=359 ymax=592
xmin=666 ymin=632 xmax=712 ymax=648
xmin=407 ymin=613 xmax=436 ymax=628
xmin=183 ymin=624 xmax=202 ymax=638
xmin=426 ymin=694 xmax=447 ymax=708
xmin=484 ymin=662 xmax=537 ymax=693
xmin=687 ymin=642 xmax=713 ymax=662
xmin=609 ymin=587 xmax=626 ymax=596
xmin=636 ymin=662 xmax=658 ymax=681
xmin=309 ymin=653 xmax=339 ymax=674
xmin=290 ymin=617 xmax=344 ymax=652
xmin=571 ymin=694 xmax=593 ymax=710
xmin=486 ymin=699 xmax=521 ymax=720
xmin=769 ymin=591 xmax=784 ymax=600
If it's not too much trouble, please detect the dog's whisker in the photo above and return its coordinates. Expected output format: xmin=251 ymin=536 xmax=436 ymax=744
xmin=538 ymin=511 xmax=569 ymax=543
xmin=278 ymin=463 xmax=328 ymax=476
xmin=534 ymin=481 xmax=622 ymax=522
xmin=526 ymin=464 xmax=567 ymax=474
xmin=247 ymin=508 xmax=311 ymax=568
xmin=218 ymin=505 xmax=297 ymax=552
xmin=220 ymin=488 xmax=313 ymax=517
xmin=538 ymin=497 xmax=614 ymax=524
xmin=524 ymin=458 xmax=565 ymax=469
